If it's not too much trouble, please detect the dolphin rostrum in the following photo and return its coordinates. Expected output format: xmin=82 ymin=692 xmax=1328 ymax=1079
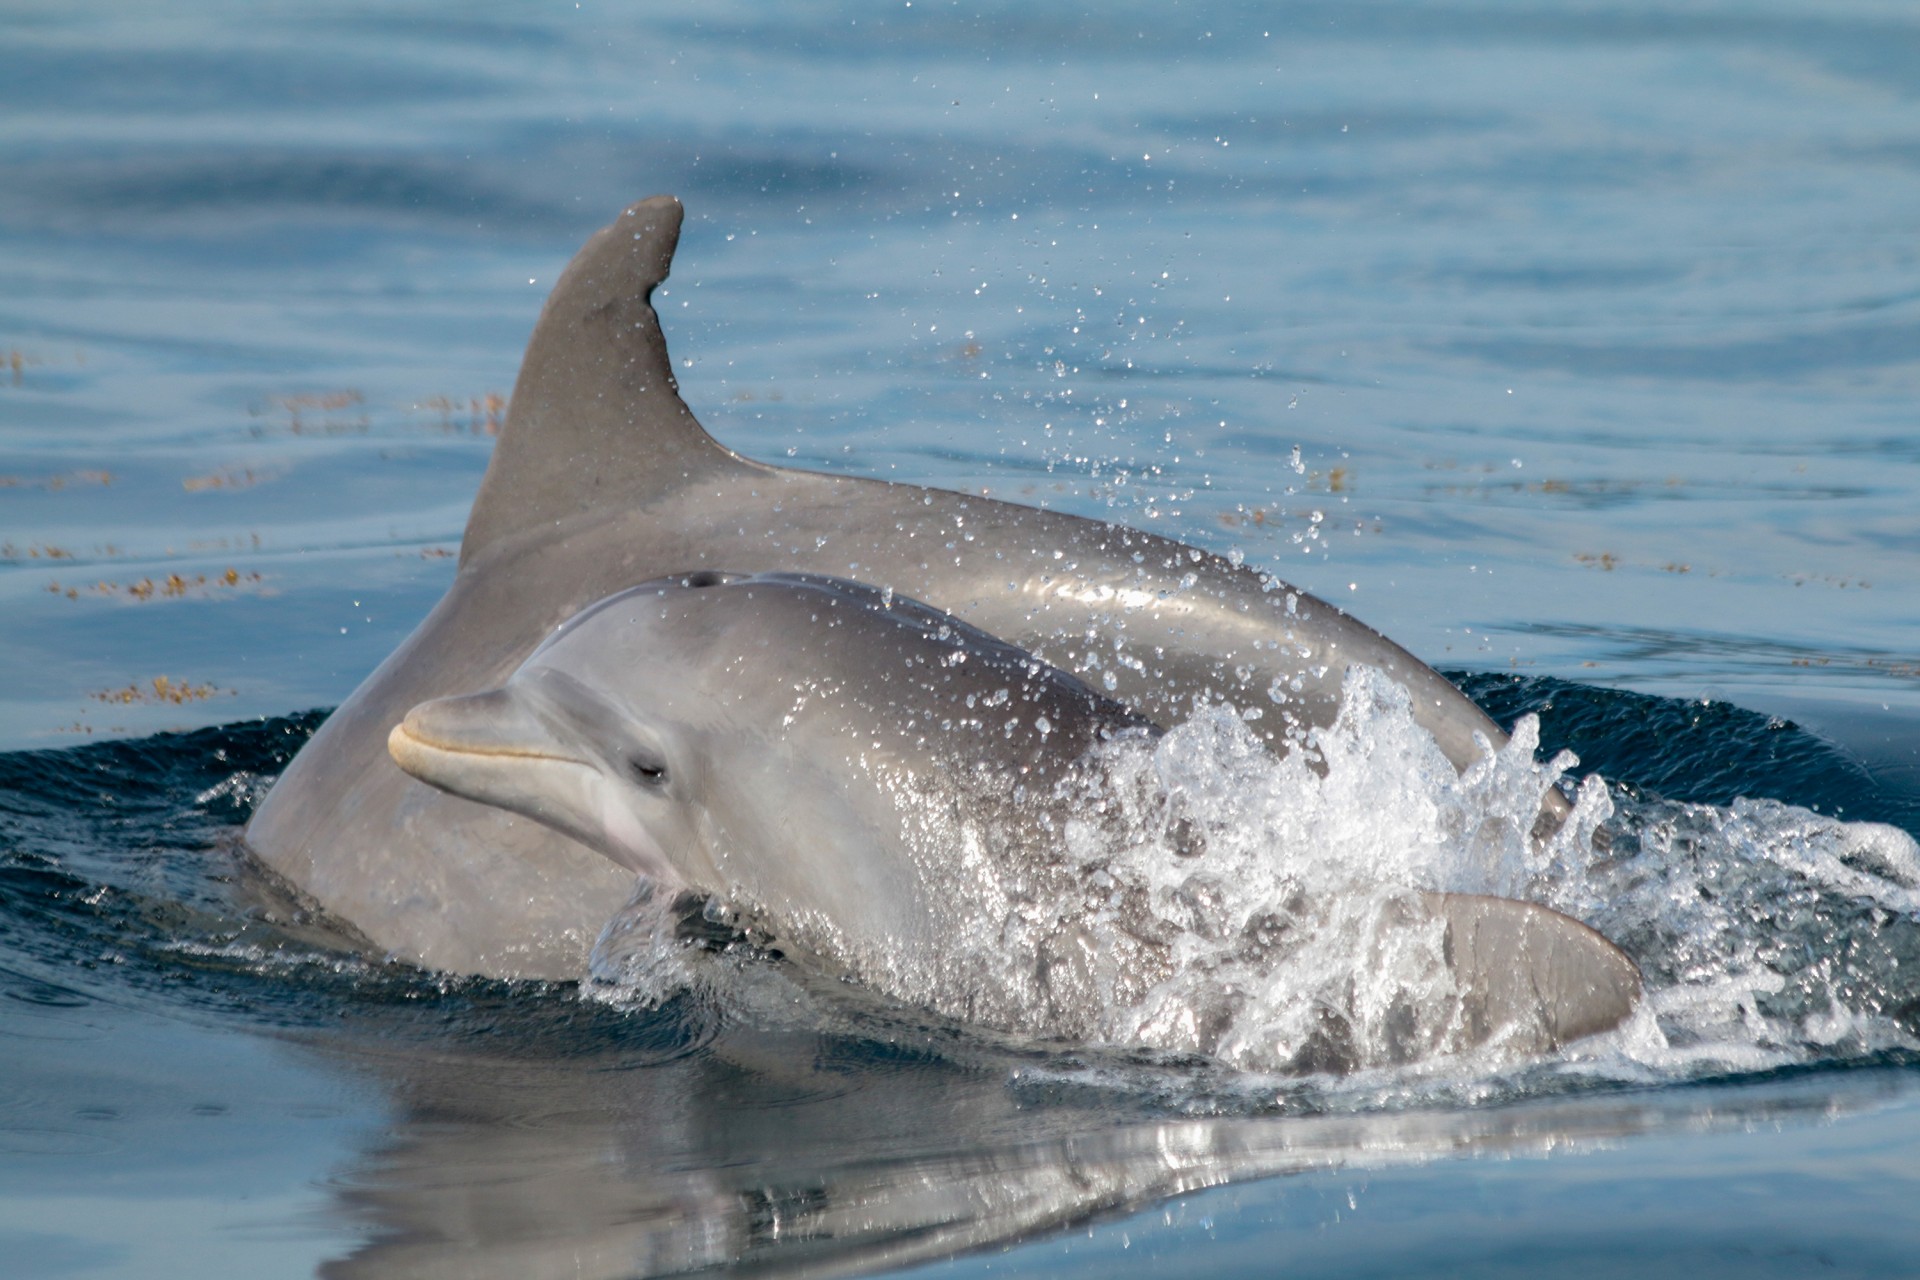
xmin=246 ymin=195 xmax=1552 ymax=979
xmin=389 ymin=572 xmax=1640 ymax=1068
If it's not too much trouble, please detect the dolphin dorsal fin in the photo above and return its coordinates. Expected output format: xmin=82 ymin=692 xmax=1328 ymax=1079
xmin=461 ymin=196 xmax=745 ymax=567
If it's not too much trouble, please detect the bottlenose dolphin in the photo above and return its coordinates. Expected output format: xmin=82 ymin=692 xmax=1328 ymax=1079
xmin=389 ymin=572 xmax=1640 ymax=1067
xmin=246 ymin=194 xmax=1552 ymax=979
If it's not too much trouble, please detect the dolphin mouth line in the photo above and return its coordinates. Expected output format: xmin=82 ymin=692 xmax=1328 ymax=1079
xmin=388 ymin=722 xmax=584 ymax=767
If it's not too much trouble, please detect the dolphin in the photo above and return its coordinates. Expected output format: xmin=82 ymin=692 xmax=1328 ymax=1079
xmin=386 ymin=572 xmax=1639 ymax=1068
xmin=245 ymin=194 xmax=1553 ymax=979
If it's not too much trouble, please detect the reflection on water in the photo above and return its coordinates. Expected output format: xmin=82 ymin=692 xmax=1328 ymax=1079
xmin=311 ymin=1017 xmax=1918 ymax=1279
xmin=9 ymin=940 xmax=1920 ymax=1279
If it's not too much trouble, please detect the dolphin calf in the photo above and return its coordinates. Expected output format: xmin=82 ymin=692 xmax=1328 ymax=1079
xmin=389 ymin=572 xmax=1639 ymax=1068
xmin=246 ymin=194 xmax=1550 ymax=979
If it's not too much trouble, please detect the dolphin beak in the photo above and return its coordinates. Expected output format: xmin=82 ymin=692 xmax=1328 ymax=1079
xmin=387 ymin=689 xmax=608 ymax=858
xmin=388 ymin=689 xmax=582 ymax=787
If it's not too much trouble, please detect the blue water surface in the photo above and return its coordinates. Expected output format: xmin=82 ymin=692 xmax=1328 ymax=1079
xmin=4 ymin=2 xmax=1920 ymax=1276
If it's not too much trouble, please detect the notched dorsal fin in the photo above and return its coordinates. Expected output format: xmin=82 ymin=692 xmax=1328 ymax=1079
xmin=462 ymin=195 xmax=746 ymax=567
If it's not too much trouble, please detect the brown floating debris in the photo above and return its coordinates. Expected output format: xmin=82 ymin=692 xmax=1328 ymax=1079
xmin=416 ymin=392 xmax=508 ymax=435
xmin=1790 ymin=656 xmax=1915 ymax=677
xmin=251 ymin=389 xmax=368 ymax=436
xmin=46 ymin=569 xmax=264 ymax=602
xmin=6 ymin=541 xmax=126 ymax=561
xmin=92 ymin=676 xmax=232 ymax=705
xmin=183 ymin=467 xmax=272 ymax=492
xmin=6 ymin=348 xmax=44 ymax=385
xmin=0 ymin=470 xmax=113 ymax=491
xmin=6 ymin=542 xmax=77 ymax=560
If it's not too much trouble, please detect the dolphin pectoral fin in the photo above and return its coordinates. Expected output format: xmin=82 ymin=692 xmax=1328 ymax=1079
xmin=462 ymin=196 xmax=751 ymax=568
xmin=1419 ymin=891 xmax=1642 ymax=1053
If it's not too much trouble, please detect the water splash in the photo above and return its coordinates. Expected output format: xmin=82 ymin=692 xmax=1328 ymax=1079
xmin=1039 ymin=669 xmax=1618 ymax=1073
xmin=588 ymin=666 xmax=1920 ymax=1087
xmin=1572 ymin=794 xmax=1920 ymax=1076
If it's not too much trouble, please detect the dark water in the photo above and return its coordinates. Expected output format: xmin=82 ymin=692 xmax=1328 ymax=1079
xmin=5 ymin=1 xmax=1920 ymax=1275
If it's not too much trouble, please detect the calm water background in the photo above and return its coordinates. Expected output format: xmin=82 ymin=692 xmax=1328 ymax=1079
xmin=4 ymin=2 xmax=1919 ymax=1276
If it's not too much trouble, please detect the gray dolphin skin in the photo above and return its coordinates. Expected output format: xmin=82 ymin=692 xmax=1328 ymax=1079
xmin=389 ymin=572 xmax=1639 ymax=1065
xmin=245 ymin=194 xmax=1548 ymax=980
xmin=389 ymin=572 xmax=1151 ymax=1006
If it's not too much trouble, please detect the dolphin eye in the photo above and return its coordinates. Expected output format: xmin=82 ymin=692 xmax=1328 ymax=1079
xmin=628 ymin=755 xmax=669 ymax=787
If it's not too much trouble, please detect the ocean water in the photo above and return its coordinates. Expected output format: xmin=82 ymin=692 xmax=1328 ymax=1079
xmin=4 ymin=2 xmax=1920 ymax=1276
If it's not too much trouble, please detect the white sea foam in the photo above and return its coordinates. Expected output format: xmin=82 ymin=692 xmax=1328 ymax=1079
xmin=195 ymin=770 xmax=274 ymax=811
